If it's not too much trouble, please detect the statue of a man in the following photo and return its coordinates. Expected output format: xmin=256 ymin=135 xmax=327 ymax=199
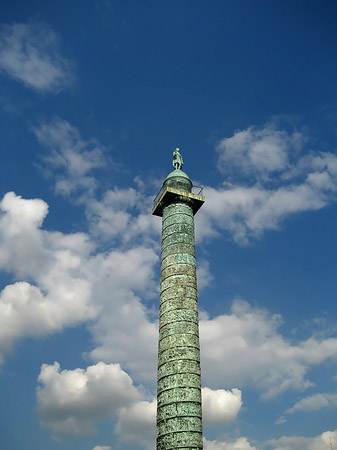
xmin=173 ymin=147 xmax=183 ymax=170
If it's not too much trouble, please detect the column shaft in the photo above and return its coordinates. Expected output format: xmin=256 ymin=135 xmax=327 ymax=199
xmin=157 ymin=201 xmax=203 ymax=450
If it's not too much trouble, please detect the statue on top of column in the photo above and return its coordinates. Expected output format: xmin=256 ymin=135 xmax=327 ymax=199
xmin=173 ymin=147 xmax=183 ymax=170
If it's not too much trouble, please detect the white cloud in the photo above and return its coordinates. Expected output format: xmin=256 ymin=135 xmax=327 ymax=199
xmin=115 ymin=399 xmax=156 ymax=450
xmin=34 ymin=119 xmax=337 ymax=249
xmin=204 ymin=437 xmax=259 ymax=450
xmin=266 ymin=429 xmax=337 ymax=450
xmin=0 ymin=279 xmax=95 ymax=361
xmin=34 ymin=117 xmax=161 ymax=244
xmin=87 ymin=188 xmax=141 ymax=239
xmin=39 ymin=381 xmax=241 ymax=444
xmin=202 ymin=387 xmax=242 ymax=427
xmin=3 ymin=119 xmax=337 ymax=450
xmin=203 ymin=124 xmax=337 ymax=244
xmin=197 ymin=259 xmax=214 ymax=290
xmin=275 ymin=416 xmax=286 ymax=425
xmin=0 ymin=192 xmax=97 ymax=364
xmin=3 ymin=193 xmax=337 ymax=403
xmin=200 ymin=299 xmax=337 ymax=398
xmin=216 ymin=125 xmax=303 ymax=180
xmin=37 ymin=364 xmax=242 ymax=444
xmin=286 ymin=392 xmax=337 ymax=414
xmin=86 ymin=187 xmax=161 ymax=245
xmin=0 ymin=191 xmax=49 ymax=276
xmin=37 ymin=361 xmax=141 ymax=436
xmin=0 ymin=190 xmax=160 ymax=384
xmin=197 ymin=179 xmax=330 ymax=244
xmin=33 ymin=117 xmax=106 ymax=197
xmin=198 ymin=167 xmax=337 ymax=244
xmin=92 ymin=447 xmax=111 ymax=450
xmin=204 ymin=430 xmax=337 ymax=450
xmin=2 ymin=187 xmax=337 ymax=407
xmin=284 ymin=151 xmax=337 ymax=181
xmin=0 ymin=22 xmax=73 ymax=92
xmin=85 ymin=246 xmax=159 ymax=383
xmin=35 ymin=358 xmax=337 ymax=450
xmin=0 ymin=192 xmax=94 ymax=278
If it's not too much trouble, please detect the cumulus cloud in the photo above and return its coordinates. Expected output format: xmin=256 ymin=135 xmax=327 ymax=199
xmin=85 ymin=246 xmax=159 ymax=383
xmin=37 ymin=361 xmax=141 ymax=436
xmin=3 ymin=118 xmax=337 ymax=449
xmin=196 ymin=259 xmax=214 ymax=290
xmin=34 ymin=117 xmax=161 ymax=245
xmin=198 ymin=154 xmax=337 ymax=244
xmin=204 ymin=430 xmax=337 ymax=450
xmin=92 ymin=447 xmax=111 ymax=450
xmin=0 ymin=128 xmax=161 ymax=376
xmin=266 ymin=429 xmax=337 ymax=450
xmin=202 ymin=387 xmax=242 ymax=427
xmin=33 ymin=117 xmax=106 ymax=197
xmin=34 ymin=118 xmax=337 ymax=248
xmin=2 ymin=191 xmax=337 ymax=402
xmin=0 ymin=191 xmax=49 ymax=276
xmin=204 ymin=437 xmax=259 ymax=450
xmin=216 ymin=125 xmax=303 ymax=180
xmin=0 ymin=280 xmax=95 ymax=363
xmin=286 ymin=392 xmax=337 ymax=414
xmin=202 ymin=163 xmax=337 ymax=243
xmin=199 ymin=124 xmax=337 ymax=244
xmin=38 ymin=380 xmax=242 ymax=442
xmin=3 ymin=190 xmax=337 ymax=402
xmin=86 ymin=187 xmax=161 ymax=245
xmin=32 ymin=119 xmax=161 ymax=382
xmin=0 ymin=192 xmax=97 ymax=363
xmin=0 ymin=190 xmax=159 ymax=380
xmin=115 ymin=399 xmax=156 ymax=450
xmin=0 ymin=22 xmax=73 ymax=92
xmin=200 ymin=299 xmax=337 ymax=398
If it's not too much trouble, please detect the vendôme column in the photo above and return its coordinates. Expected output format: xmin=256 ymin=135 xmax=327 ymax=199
xmin=152 ymin=148 xmax=205 ymax=450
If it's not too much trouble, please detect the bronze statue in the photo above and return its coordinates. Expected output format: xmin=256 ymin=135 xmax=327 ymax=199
xmin=173 ymin=147 xmax=183 ymax=170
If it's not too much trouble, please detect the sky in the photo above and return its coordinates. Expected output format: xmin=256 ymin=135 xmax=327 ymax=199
xmin=0 ymin=1 xmax=337 ymax=449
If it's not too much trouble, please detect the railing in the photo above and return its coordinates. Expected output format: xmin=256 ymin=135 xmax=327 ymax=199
xmin=192 ymin=185 xmax=204 ymax=196
xmin=153 ymin=184 xmax=204 ymax=205
xmin=153 ymin=186 xmax=165 ymax=205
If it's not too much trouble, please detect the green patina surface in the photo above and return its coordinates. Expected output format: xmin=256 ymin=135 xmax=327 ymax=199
xmin=153 ymin=157 xmax=204 ymax=450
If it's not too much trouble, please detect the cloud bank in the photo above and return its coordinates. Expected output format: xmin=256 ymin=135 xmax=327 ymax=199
xmin=196 ymin=124 xmax=337 ymax=244
xmin=37 ymin=360 xmax=242 ymax=448
xmin=200 ymin=299 xmax=337 ymax=398
xmin=37 ymin=361 xmax=141 ymax=436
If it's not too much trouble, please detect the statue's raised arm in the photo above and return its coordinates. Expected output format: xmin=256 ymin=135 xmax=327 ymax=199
xmin=173 ymin=147 xmax=183 ymax=170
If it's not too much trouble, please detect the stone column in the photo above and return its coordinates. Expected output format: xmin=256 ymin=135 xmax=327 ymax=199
xmin=156 ymin=199 xmax=203 ymax=450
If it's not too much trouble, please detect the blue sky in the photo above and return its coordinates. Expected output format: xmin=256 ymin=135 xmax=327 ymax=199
xmin=1 ymin=1 xmax=337 ymax=449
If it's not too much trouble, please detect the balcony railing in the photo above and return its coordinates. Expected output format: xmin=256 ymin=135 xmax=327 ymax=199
xmin=153 ymin=184 xmax=204 ymax=205
xmin=153 ymin=186 xmax=165 ymax=205
xmin=192 ymin=185 xmax=203 ymax=196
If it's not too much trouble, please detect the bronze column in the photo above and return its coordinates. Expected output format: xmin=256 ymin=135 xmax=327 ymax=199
xmin=153 ymin=149 xmax=205 ymax=450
